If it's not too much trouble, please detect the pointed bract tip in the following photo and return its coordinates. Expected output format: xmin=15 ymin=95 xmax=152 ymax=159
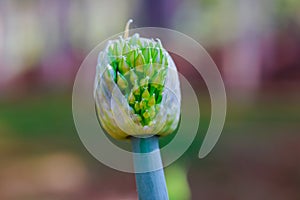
xmin=124 ymin=19 xmax=133 ymax=39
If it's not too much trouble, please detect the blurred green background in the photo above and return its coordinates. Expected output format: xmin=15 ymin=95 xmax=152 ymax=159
xmin=0 ymin=0 xmax=300 ymax=199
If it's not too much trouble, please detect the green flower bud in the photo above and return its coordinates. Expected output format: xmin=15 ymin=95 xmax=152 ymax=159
xmin=110 ymin=60 xmax=118 ymax=71
xmin=128 ymin=92 xmax=135 ymax=106
xmin=140 ymin=76 xmax=149 ymax=87
xmin=108 ymin=43 xmax=114 ymax=56
xmin=94 ymin=20 xmax=181 ymax=139
xmin=142 ymin=87 xmax=150 ymax=99
xmin=127 ymin=49 xmax=137 ymax=68
xmin=135 ymin=51 xmax=145 ymax=73
xmin=117 ymin=72 xmax=128 ymax=90
xmin=143 ymin=109 xmax=150 ymax=119
xmin=132 ymin=81 xmax=141 ymax=97
xmin=129 ymin=69 xmax=138 ymax=85
xmin=152 ymin=48 xmax=160 ymax=63
xmin=142 ymin=46 xmax=151 ymax=63
xmin=104 ymin=64 xmax=116 ymax=82
xmin=144 ymin=62 xmax=154 ymax=77
xmin=148 ymin=106 xmax=156 ymax=118
xmin=129 ymin=33 xmax=139 ymax=45
xmin=148 ymin=93 xmax=156 ymax=107
xmin=123 ymin=42 xmax=131 ymax=54
xmin=156 ymin=92 xmax=163 ymax=104
xmin=139 ymin=99 xmax=147 ymax=111
xmin=143 ymin=115 xmax=151 ymax=126
xmin=155 ymin=38 xmax=163 ymax=49
xmin=119 ymin=56 xmax=130 ymax=75
xmin=113 ymin=42 xmax=122 ymax=56
xmin=162 ymin=52 xmax=169 ymax=67
xmin=134 ymin=101 xmax=141 ymax=112
xmin=151 ymin=69 xmax=165 ymax=87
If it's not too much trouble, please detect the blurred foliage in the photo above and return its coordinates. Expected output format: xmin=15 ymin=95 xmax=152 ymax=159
xmin=275 ymin=0 xmax=300 ymax=18
xmin=0 ymin=0 xmax=300 ymax=199
xmin=166 ymin=164 xmax=191 ymax=200
xmin=0 ymin=93 xmax=74 ymax=138
xmin=1 ymin=92 xmax=299 ymax=145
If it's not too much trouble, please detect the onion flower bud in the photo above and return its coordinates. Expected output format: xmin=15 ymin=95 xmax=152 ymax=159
xmin=94 ymin=27 xmax=181 ymax=139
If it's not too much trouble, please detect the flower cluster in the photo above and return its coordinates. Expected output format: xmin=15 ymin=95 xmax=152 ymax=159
xmin=94 ymin=33 xmax=181 ymax=139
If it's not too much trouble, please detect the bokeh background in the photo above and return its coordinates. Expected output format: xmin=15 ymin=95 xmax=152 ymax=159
xmin=0 ymin=0 xmax=300 ymax=199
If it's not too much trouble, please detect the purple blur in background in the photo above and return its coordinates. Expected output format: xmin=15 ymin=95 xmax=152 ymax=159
xmin=0 ymin=0 xmax=299 ymax=199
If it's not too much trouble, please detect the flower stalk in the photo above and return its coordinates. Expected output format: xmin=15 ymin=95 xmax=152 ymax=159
xmin=94 ymin=20 xmax=181 ymax=200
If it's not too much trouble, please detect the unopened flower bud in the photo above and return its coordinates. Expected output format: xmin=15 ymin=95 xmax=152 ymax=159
xmin=94 ymin=20 xmax=181 ymax=139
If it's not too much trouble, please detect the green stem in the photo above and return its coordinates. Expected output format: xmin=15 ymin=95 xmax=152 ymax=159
xmin=131 ymin=136 xmax=169 ymax=200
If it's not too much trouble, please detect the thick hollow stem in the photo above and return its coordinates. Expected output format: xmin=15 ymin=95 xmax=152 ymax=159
xmin=131 ymin=136 xmax=169 ymax=200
